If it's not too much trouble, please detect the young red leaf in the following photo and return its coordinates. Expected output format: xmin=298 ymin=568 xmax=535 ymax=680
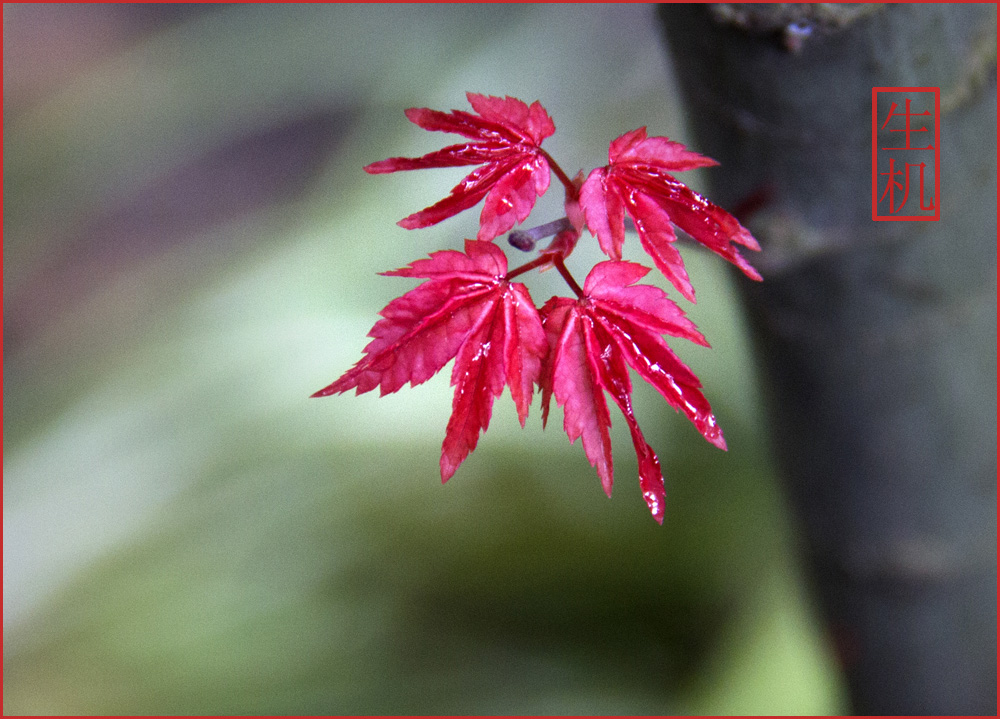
xmin=541 ymin=297 xmax=615 ymax=496
xmin=313 ymin=240 xmax=547 ymax=481
xmin=586 ymin=317 xmax=667 ymax=524
xmin=579 ymin=127 xmax=761 ymax=302
xmin=540 ymin=260 xmax=726 ymax=523
xmin=583 ymin=262 xmax=726 ymax=451
xmin=364 ymin=92 xmax=555 ymax=242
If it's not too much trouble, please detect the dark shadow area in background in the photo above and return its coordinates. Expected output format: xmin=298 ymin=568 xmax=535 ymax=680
xmin=5 ymin=108 xmax=353 ymax=352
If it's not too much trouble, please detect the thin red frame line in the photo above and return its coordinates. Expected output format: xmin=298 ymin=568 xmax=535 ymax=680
xmin=871 ymin=87 xmax=878 ymax=220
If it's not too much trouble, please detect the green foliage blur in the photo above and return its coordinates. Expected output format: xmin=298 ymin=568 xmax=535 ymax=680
xmin=4 ymin=5 xmax=845 ymax=715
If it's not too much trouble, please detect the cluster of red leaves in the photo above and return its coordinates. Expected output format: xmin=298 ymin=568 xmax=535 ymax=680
xmin=315 ymin=93 xmax=760 ymax=523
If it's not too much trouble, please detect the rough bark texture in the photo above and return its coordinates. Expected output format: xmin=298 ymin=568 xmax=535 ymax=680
xmin=658 ymin=4 xmax=996 ymax=715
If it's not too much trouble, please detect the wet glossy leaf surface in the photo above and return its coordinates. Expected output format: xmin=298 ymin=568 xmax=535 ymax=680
xmin=580 ymin=128 xmax=762 ymax=302
xmin=365 ymin=93 xmax=555 ymax=242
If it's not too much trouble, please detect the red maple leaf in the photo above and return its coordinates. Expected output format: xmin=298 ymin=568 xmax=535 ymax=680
xmin=364 ymin=92 xmax=556 ymax=242
xmin=579 ymin=127 xmax=762 ymax=302
xmin=318 ymin=94 xmax=766 ymax=524
xmin=540 ymin=260 xmax=726 ymax=523
xmin=313 ymin=240 xmax=547 ymax=481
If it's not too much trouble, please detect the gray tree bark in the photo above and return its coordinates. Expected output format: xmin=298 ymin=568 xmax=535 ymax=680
xmin=658 ymin=4 xmax=996 ymax=715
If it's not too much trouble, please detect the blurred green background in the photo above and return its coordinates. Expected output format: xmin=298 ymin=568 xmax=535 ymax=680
xmin=4 ymin=5 xmax=846 ymax=714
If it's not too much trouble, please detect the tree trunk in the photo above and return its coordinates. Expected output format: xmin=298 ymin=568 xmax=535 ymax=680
xmin=658 ymin=4 xmax=996 ymax=715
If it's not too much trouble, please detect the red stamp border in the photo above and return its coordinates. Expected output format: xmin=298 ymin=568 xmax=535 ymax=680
xmin=871 ymin=86 xmax=941 ymax=221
